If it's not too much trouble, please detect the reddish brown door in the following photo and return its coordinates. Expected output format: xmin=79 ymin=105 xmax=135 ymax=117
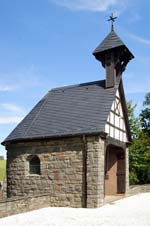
xmin=117 ymin=153 xmax=125 ymax=194
xmin=105 ymin=146 xmax=125 ymax=195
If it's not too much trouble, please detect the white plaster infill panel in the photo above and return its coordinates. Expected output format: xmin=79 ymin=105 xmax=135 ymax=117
xmin=105 ymin=89 xmax=127 ymax=142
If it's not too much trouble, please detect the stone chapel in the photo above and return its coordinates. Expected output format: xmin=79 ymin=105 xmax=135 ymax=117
xmin=2 ymin=18 xmax=134 ymax=208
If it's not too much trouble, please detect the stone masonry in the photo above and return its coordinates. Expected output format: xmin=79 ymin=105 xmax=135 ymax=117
xmin=6 ymin=135 xmax=105 ymax=208
xmin=86 ymin=136 xmax=105 ymax=208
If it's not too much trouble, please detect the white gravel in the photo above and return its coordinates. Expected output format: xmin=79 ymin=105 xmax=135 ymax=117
xmin=0 ymin=193 xmax=150 ymax=226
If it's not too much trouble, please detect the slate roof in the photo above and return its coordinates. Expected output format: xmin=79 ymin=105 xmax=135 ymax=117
xmin=3 ymin=80 xmax=118 ymax=144
xmin=93 ymin=30 xmax=134 ymax=58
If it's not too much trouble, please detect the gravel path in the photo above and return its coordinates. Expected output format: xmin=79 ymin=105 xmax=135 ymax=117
xmin=0 ymin=193 xmax=150 ymax=226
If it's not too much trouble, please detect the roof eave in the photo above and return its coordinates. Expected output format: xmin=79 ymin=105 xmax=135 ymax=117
xmin=2 ymin=131 xmax=107 ymax=146
xmin=93 ymin=45 xmax=134 ymax=59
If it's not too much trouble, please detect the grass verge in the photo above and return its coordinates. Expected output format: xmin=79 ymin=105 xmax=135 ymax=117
xmin=0 ymin=160 xmax=6 ymax=181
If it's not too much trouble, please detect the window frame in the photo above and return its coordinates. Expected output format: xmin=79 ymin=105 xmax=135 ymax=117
xmin=28 ymin=155 xmax=41 ymax=175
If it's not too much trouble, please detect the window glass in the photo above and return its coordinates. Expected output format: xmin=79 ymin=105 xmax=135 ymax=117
xmin=29 ymin=156 xmax=40 ymax=175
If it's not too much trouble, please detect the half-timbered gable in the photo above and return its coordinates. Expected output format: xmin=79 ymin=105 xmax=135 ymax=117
xmin=105 ymin=89 xmax=127 ymax=142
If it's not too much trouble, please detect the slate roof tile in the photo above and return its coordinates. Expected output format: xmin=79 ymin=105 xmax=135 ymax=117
xmin=93 ymin=30 xmax=125 ymax=54
xmin=93 ymin=30 xmax=134 ymax=61
xmin=3 ymin=80 xmax=117 ymax=143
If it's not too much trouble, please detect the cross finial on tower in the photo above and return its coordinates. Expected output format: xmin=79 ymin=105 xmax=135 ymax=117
xmin=108 ymin=13 xmax=117 ymax=31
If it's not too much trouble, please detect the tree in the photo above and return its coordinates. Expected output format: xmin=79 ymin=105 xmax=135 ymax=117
xmin=129 ymin=136 xmax=150 ymax=184
xmin=140 ymin=108 xmax=150 ymax=135
xmin=127 ymin=101 xmax=140 ymax=184
xmin=143 ymin=92 xmax=150 ymax=106
xmin=140 ymin=92 xmax=150 ymax=135
xmin=126 ymin=101 xmax=140 ymax=140
xmin=128 ymin=93 xmax=150 ymax=185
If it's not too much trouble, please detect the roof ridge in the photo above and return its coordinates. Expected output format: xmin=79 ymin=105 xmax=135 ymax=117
xmin=93 ymin=30 xmax=125 ymax=55
xmin=109 ymin=30 xmax=124 ymax=40
xmin=50 ymin=80 xmax=105 ymax=92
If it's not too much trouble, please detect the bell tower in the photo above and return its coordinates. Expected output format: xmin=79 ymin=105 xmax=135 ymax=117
xmin=93 ymin=14 xmax=134 ymax=88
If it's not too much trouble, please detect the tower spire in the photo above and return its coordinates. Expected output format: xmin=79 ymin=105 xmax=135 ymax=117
xmin=108 ymin=13 xmax=117 ymax=31
xmin=93 ymin=15 xmax=134 ymax=89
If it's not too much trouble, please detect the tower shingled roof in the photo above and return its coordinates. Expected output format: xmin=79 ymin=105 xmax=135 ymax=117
xmin=93 ymin=30 xmax=134 ymax=58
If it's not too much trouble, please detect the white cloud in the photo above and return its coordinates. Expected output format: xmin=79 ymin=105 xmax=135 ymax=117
xmin=0 ymin=103 xmax=26 ymax=124
xmin=50 ymin=0 xmax=126 ymax=12
xmin=0 ymin=103 xmax=24 ymax=114
xmin=0 ymin=85 xmax=15 ymax=92
xmin=129 ymin=33 xmax=150 ymax=46
xmin=0 ymin=117 xmax=23 ymax=124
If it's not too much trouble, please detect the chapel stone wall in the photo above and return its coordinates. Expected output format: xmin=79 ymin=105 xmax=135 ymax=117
xmin=6 ymin=135 xmax=106 ymax=208
xmin=6 ymin=137 xmax=84 ymax=207
xmin=86 ymin=136 xmax=105 ymax=207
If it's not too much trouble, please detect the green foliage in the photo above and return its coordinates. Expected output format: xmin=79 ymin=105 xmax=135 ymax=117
xmin=128 ymin=93 xmax=150 ymax=185
xmin=127 ymin=101 xmax=140 ymax=139
xmin=140 ymin=108 xmax=150 ymax=134
xmin=0 ymin=160 xmax=6 ymax=181
xmin=129 ymin=171 xmax=139 ymax=185
xmin=129 ymin=136 xmax=150 ymax=184
xmin=143 ymin=92 xmax=150 ymax=106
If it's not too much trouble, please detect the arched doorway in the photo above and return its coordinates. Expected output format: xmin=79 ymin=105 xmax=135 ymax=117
xmin=105 ymin=145 xmax=126 ymax=195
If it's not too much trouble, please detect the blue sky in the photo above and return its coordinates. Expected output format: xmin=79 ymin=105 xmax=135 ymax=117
xmin=0 ymin=0 xmax=150 ymax=157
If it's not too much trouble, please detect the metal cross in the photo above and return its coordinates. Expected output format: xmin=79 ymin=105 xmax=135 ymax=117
xmin=108 ymin=13 xmax=117 ymax=31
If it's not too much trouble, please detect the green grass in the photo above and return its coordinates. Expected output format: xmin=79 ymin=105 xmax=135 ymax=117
xmin=0 ymin=160 xmax=6 ymax=181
